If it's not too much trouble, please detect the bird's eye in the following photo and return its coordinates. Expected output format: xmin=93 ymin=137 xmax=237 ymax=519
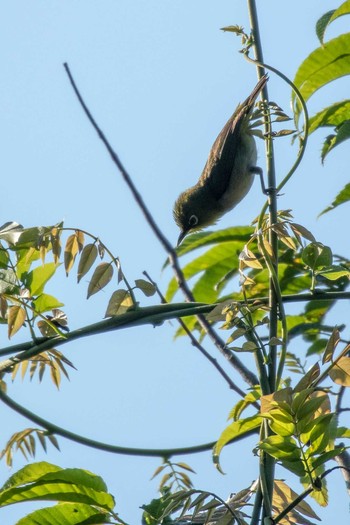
xmin=189 ymin=214 xmax=199 ymax=227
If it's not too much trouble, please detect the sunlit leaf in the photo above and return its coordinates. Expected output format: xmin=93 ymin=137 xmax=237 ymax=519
xmin=87 ymin=263 xmax=113 ymax=298
xmin=7 ymin=305 xmax=26 ymax=338
xmin=213 ymin=415 xmax=261 ymax=472
xmin=33 ymin=294 xmax=64 ymax=314
xmin=25 ymin=263 xmax=58 ymax=296
xmin=273 ymin=480 xmax=320 ymax=521
xmin=328 ymin=356 xmax=350 ymax=386
xmin=293 ymin=34 xmax=350 ymax=124
xmin=64 ymin=234 xmax=80 ymax=275
xmin=105 ymin=289 xmax=133 ymax=316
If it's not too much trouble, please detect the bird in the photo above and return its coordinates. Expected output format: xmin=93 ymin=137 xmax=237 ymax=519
xmin=173 ymin=74 xmax=268 ymax=245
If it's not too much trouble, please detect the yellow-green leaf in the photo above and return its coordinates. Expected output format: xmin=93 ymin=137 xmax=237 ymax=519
xmin=8 ymin=306 xmax=26 ymax=338
xmin=328 ymin=356 xmax=350 ymax=386
xmin=64 ymin=234 xmax=80 ymax=275
xmin=87 ymin=263 xmax=113 ymax=299
xmin=105 ymin=289 xmax=133 ymax=316
xmin=24 ymin=263 xmax=58 ymax=296
xmin=213 ymin=415 xmax=261 ymax=471
xmin=135 ymin=279 xmax=156 ymax=297
xmin=33 ymin=294 xmax=64 ymax=314
xmin=77 ymin=244 xmax=98 ymax=283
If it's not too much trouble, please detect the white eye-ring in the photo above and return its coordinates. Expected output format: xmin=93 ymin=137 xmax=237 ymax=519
xmin=189 ymin=214 xmax=199 ymax=227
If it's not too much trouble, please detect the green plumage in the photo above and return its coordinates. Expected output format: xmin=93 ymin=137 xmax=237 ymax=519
xmin=174 ymin=74 xmax=268 ymax=245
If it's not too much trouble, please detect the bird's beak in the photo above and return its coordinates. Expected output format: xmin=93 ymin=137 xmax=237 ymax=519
xmin=177 ymin=230 xmax=187 ymax=246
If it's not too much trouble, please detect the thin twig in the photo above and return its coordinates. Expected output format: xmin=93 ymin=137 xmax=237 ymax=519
xmin=143 ymin=271 xmax=254 ymax=401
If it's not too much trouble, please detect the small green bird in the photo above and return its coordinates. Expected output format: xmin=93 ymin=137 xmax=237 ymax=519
xmin=173 ymin=74 xmax=268 ymax=245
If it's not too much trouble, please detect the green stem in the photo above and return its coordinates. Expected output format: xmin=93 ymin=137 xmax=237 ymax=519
xmin=247 ymin=0 xmax=276 ymax=522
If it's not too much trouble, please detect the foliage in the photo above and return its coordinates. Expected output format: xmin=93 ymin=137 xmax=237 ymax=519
xmin=1 ymin=2 xmax=350 ymax=525
xmin=0 ymin=461 xmax=123 ymax=524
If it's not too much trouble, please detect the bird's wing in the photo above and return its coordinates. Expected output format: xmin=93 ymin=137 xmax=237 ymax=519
xmin=201 ymin=106 xmax=246 ymax=201
xmin=200 ymin=74 xmax=268 ymax=201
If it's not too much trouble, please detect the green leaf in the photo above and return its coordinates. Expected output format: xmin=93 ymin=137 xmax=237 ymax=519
xmin=316 ymin=1 xmax=350 ymax=44
xmin=213 ymin=415 xmax=261 ymax=471
xmin=25 ymin=263 xmax=58 ymax=296
xmin=311 ymin=447 xmax=345 ymax=471
xmin=301 ymin=414 xmax=334 ymax=453
xmin=77 ymin=243 xmax=98 ymax=283
xmin=259 ymin=435 xmax=300 ymax=461
xmin=7 ymin=306 xmax=26 ymax=338
xmin=64 ymin=234 xmax=80 ymax=275
xmin=296 ymin=395 xmax=328 ymax=422
xmin=267 ymin=409 xmax=295 ymax=437
xmin=33 ymin=294 xmax=64 ymax=314
xmin=294 ymin=364 xmax=320 ymax=392
xmin=135 ymin=279 xmax=156 ymax=297
xmin=320 ymin=120 xmax=350 ymax=162
xmin=318 ymin=267 xmax=350 ymax=282
xmin=87 ymin=263 xmax=113 ymax=299
xmin=302 ymin=243 xmax=332 ymax=271
xmin=15 ymin=502 xmax=113 ymax=525
xmin=309 ymin=100 xmax=350 ymax=133
xmin=328 ymin=356 xmax=350 ymax=386
xmin=165 ymin=227 xmax=253 ymax=301
xmin=336 ymin=426 xmax=350 ymax=438
xmin=0 ymin=462 xmax=114 ymax=511
xmin=105 ymin=289 xmax=134 ymax=317
xmin=171 ymin=226 xmax=253 ymax=261
xmin=316 ymin=10 xmax=336 ymax=44
xmin=293 ymin=34 xmax=350 ymax=125
xmin=320 ymin=182 xmax=350 ymax=216
xmin=166 ymin=242 xmax=241 ymax=303
xmin=322 ymin=326 xmax=340 ymax=364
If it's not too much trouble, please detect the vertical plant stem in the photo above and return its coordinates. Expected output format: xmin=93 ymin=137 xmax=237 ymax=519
xmin=247 ymin=0 xmax=278 ymax=521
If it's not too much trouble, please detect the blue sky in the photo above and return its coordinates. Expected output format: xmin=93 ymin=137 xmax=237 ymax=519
xmin=1 ymin=1 xmax=349 ymax=523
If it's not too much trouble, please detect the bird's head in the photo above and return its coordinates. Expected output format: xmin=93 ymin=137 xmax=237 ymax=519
xmin=173 ymin=185 xmax=220 ymax=245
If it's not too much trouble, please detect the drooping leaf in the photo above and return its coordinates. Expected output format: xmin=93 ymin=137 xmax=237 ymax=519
xmin=213 ymin=415 xmax=261 ymax=472
xmin=77 ymin=243 xmax=98 ymax=283
xmin=322 ymin=326 xmax=340 ymax=364
xmin=273 ymin=480 xmax=320 ymax=521
xmin=135 ymin=279 xmax=156 ymax=297
xmin=328 ymin=356 xmax=350 ymax=386
xmin=64 ymin=234 xmax=80 ymax=276
xmin=7 ymin=305 xmax=26 ymax=338
xmin=319 ymin=182 xmax=350 ymax=216
xmin=87 ymin=263 xmax=113 ymax=298
xmin=320 ymin=120 xmax=350 ymax=162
